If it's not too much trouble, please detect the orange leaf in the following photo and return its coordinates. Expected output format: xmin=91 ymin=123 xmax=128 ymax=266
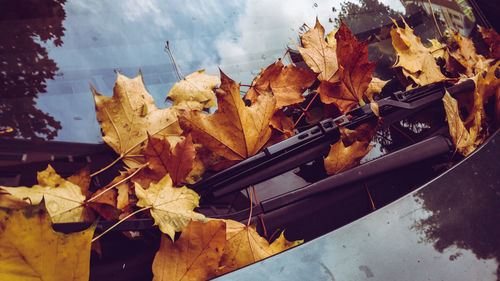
xmin=318 ymin=22 xmax=377 ymax=112
xmin=143 ymin=134 xmax=196 ymax=186
xmin=270 ymin=110 xmax=295 ymax=138
xmin=217 ymin=219 xmax=299 ymax=275
xmin=479 ymin=26 xmax=500 ymax=59
xmin=298 ymin=18 xmax=339 ymax=81
xmin=324 ymin=139 xmax=372 ymax=175
xmin=390 ymin=18 xmax=445 ymax=85
xmin=152 ymin=220 xmax=226 ymax=281
xmin=179 ymin=70 xmax=276 ymax=160
xmin=442 ymin=90 xmax=482 ymax=156
xmin=246 ymin=61 xmax=316 ymax=108
xmin=447 ymin=30 xmax=488 ymax=76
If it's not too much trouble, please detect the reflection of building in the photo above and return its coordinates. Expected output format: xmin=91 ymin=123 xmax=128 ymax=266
xmin=402 ymin=0 xmax=466 ymax=33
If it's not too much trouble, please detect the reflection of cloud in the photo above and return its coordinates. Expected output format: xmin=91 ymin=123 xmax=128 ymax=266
xmin=212 ymin=0 xmax=338 ymax=83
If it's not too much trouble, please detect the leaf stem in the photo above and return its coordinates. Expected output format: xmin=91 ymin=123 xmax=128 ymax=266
xmin=87 ymin=163 xmax=147 ymax=203
xmin=294 ymin=91 xmax=319 ymax=127
xmin=91 ymin=206 xmax=151 ymax=243
xmin=246 ymin=186 xmax=254 ymax=227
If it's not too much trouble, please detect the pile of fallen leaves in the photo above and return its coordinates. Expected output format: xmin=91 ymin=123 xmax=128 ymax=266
xmin=1 ymin=19 xmax=499 ymax=281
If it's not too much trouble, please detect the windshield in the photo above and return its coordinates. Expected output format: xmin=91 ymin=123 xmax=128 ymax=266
xmin=1 ymin=0 xmax=475 ymax=143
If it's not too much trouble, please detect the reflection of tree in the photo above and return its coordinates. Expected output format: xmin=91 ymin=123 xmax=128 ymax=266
xmin=335 ymin=0 xmax=401 ymax=35
xmin=412 ymin=140 xmax=500 ymax=280
xmin=0 ymin=0 xmax=66 ymax=140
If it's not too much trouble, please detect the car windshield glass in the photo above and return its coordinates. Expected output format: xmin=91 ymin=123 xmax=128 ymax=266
xmin=1 ymin=0 xmax=476 ymax=144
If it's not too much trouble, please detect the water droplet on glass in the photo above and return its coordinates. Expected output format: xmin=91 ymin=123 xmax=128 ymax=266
xmin=261 ymin=54 xmax=267 ymax=60
xmin=313 ymin=3 xmax=318 ymax=7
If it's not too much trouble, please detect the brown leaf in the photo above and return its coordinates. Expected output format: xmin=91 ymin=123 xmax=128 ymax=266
xmin=179 ymin=70 xmax=276 ymax=160
xmin=67 ymin=166 xmax=91 ymax=198
xmin=298 ymin=18 xmax=339 ymax=81
xmin=152 ymin=220 xmax=226 ymax=281
xmin=144 ymin=134 xmax=196 ymax=186
xmin=318 ymin=23 xmax=377 ymax=112
xmin=390 ymin=18 xmax=445 ymax=85
xmin=443 ymin=90 xmax=482 ymax=156
xmin=479 ymin=26 xmax=500 ymax=59
xmin=324 ymin=139 xmax=373 ymax=175
xmin=92 ymin=72 xmax=182 ymax=168
xmin=246 ymin=61 xmax=316 ymax=109
xmin=270 ymin=64 xmax=317 ymax=108
xmin=270 ymin=110 xmax=295 ymax=138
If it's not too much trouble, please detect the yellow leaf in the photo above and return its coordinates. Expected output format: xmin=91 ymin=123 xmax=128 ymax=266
xmin=269 ymin=231 xmax=303 ymax=255
xmin=428 ymin=39 xmax=445 ymax=59
xmin=0 ymin=205 xmax=94 ymax=281
xmin=390 ymin=19 xmax=445 ymax=85
xmin=92 ymin=71 xmax=182 ymax=168
xmin=365 ymin=77 xmax=389 ymax=102
xmin=217 ymin=219 xmax=273 ymax=275
xmin=179 ymin=70 xmax=276 ymax=160
xmin=443 ymin=90 xmax=482 ymax=156
xmin=324 ymin=139 xmax=373 ymax=175
xmin=135 ymin=174 xmax=205 ymax=240
xmin=152 ymin=220 xmax=226 ymax=281
xmin=167 ymin=70 xmax=220 ymax=110
xmin=298 ymin=18 xmax=339 ymax=81
xmin=0 ymin=165 xmax=88 ymax=223
xmin=448 ymin=30 xmax=489 ymax=76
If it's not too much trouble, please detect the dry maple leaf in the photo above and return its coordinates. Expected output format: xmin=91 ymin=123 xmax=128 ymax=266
xmin=428 ymin=39 xmax=445 ymax=59
xmin=298 ymin=18 xmax=339 ymax=81
xmin=390 ymin=18 xmax=445 ymax=86
xmin=92 ymin=71 xmax=182 ymax=168
xmin=324 ymin=139 xmax=373 ymax=175
xmin=318 ymin=22 xmax=377 ymax=112
xmin=270 ymin=110 xmax=295 ymax=138
xmin=152 ymin=220 xmax=226 ymax=281
xmin=479 ymin=26 xmax=500 ymax=59
xmin=167 ymin=70 xmax=220 ymax=110
xmin=365 ymin=77 xmax=389 ymax=102
xmin=135 ymin=174 xmax=205 ymax=240
xmin=443 ymin=90 xmax=482 ymax=156
xmin=143 ymin=134 xmax=196 ymax=186
xmin=465 ymin=61 xmax=500 ymax=125
xmin=447 ymin=30 xmax=489 ymax=76
xmin=178 ymin=70 xmax=276 ymax=160
xmin=0 ymin=165 xmax=89 ymax=223
xmin=67 ymin=166 xmax=91 ymax=198
xmin=0 ymin=205 xmax=94 ymax=281
xmin=246 ymin=60 xmax=317 ymax=109
xmin=217 ymin=219 xmax=300 ymax=275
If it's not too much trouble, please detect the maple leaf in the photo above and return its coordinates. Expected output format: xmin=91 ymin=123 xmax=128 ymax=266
xmin=443 ymin=90 xmax=482 ymax=156
xmin=143 ymin=134 xmax=196 ymax=186
xmin=67 ymin=166 xmax=92 ymax=198
xmin=319 ymin=22 xmax=377 ymax=112
xmin=465 ymin=61 xmax=500 ymax=125
xmin=152 ymin=220 xmax=226 ymax=281
xmin=217 ymin=219 xmax=300 ymax=275
xmin=270 ymin=110 xmax=295 ymax=138
xmin=324 ymin=139 xmax=373 ymax=175
xmin=269 ymin=231 xmax=303 ymax=254
xmin=179 ymin=70 xmax=276 ymax=160
xmin=390 ymin=18 xmax=445 ymax=86
xmin=92 ymin=71 xmax=182 ymax=168
xmin=365 ymin=77 xmax=389 ymax=102
xmin=135 ymin=174 xmax=205 ymax=240
xmin=447 ymin=30 xmax=489 ymax=76
xmin=0 ymin=165 xmax=89 ymax=223
xmin=478 ymin=26 xmax=500 ymax=59
xmin=298 ymin=18 xmax=339 ymax=81
xmin=428 ymin=39 xmax=445 ymax=59
xmin=246 ymin=61 xmax=317 ymax=109
xmin=0 ymin=205 xmax=94 ymax=281
xmin=167 ymin=70 xmax=220 ymax=110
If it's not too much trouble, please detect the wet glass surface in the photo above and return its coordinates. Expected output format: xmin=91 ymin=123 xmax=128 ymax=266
xmin=1 ymin=0 xmax=474 ymax=143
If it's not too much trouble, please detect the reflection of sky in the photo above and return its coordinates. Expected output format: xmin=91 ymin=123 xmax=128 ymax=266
xmin=36 ymin=0 xmax=406 ymax=143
